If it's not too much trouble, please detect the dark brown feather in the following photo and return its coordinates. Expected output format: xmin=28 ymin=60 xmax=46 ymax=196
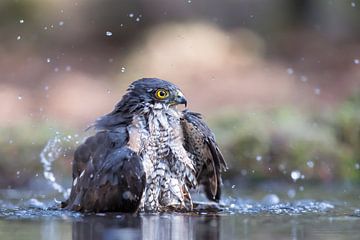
xmin=62 ymin=129 xmax=146 ymax=213
xmin=181 ymin=110 xmax=227 ymax=202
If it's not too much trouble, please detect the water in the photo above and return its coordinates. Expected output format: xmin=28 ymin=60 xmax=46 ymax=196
xmin=2 ymin=212 xmax=359 ymax=240
xmin=0 ymin=184 xmax=360 ymax=240
xmin=39 ymin=136 xmax=70 ymax=199
xmin=1 ymin=138 xmax=359 ymax=239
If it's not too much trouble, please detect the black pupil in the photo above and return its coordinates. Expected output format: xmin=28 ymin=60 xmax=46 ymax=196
xmin=159 ymin=91 xmax=165 ymax=97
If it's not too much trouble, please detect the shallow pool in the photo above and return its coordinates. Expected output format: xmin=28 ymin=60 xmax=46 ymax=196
xmin=1 ymin=183 xmax=359 ymax=240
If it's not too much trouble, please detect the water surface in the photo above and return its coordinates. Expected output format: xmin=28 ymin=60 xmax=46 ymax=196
xmin=1 ymin=184 xmax=360 ymax=240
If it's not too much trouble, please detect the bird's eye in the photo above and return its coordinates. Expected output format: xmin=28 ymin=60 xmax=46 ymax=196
xmin=154 ymin=89 xmax=170 ymax=100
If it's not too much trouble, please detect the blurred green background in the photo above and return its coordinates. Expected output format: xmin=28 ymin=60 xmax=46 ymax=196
xmin=0 ymin=0 xmax=359 ymax=189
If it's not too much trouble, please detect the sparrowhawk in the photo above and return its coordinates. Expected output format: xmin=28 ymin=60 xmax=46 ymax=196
xmin=61 ymin=78 xmax=227 ymax=212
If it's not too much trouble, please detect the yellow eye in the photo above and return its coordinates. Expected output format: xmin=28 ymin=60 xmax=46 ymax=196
xmin=155 ymin=89 xmax=170 ymax=99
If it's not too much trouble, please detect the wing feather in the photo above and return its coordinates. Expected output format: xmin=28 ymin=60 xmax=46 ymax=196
xmin=181 ymin=110 xmax=227 ymax=202
xmin=62 ymin=129 xmax=146 ymax=213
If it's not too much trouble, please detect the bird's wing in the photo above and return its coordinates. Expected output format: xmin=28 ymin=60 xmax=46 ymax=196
xmin=62 ymin=128 xmax=146 ymax=213
xmin=181 ymin=110 xmax=227 ymax=202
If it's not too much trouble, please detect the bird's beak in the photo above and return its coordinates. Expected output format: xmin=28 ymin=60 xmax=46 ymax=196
xmin=175 ymin=91 xmax=187 ymax=107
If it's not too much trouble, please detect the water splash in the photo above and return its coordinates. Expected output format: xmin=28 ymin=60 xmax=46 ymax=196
xmin=222 ymin=198 xmax=334 ymax=215
xmin=40 ymin=135 xmax=70 ymax=199
xmin=0 ymin=207 xmax=82 ymax=219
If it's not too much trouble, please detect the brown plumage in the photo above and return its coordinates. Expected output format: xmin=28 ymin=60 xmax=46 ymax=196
xmin=181 ymin=111 xmax=227 ymax=201
xmin=61 ymin=131 xmax=146 ymax=212
xmin=62 ymin=78 xmax=227 ymax=213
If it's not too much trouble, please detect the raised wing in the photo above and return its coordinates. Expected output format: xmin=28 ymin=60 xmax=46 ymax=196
xmin=181 ymin=110 xmax=227 ymax=202
xmin=62 ymin=129 xmax=146 ymax=213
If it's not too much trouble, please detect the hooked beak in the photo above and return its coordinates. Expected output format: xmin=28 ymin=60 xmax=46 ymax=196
xmin=174 ymin=91 xmax=187 ymax=107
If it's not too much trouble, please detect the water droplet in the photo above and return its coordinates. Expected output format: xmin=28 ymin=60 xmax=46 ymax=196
xmin=122 ymin=191 xmax=132 ymax=200
xmin=300 ymin=75 xmax=308 ymax=82
xmin=307 ymin=160 xmax=314 ymax=168
xmin=355 ymin=163 xmax=360 ymax=170
xmin=354 ymin=59 xmax=360 ymax=64
xmin=291 ymin=170 xmax=301 ymax=182
xmin=278 ymin=164 xmax=285 ymax=171
xmin=314 ymin=87 xmax=321 ymax=95
xmin=187 ymin=0 xmax=192 ymax=3
xmin=121 ymin=67 xmax=126 ymax=73
xmin=65 ymin=65 xmax=72 ymax=71
xmin=19 ymin=19 xmax=24 ymax=24
xmin=231 ymin=185 xmax=236 ymax=189
xmin=54 ymin=67 xmax=59 ymax=72
xmin=58 ymin=21 xmax=64 ymax=26
xmin=262 ymin=194 xmax=280 ymax=205
xmin=256 ymin=155 xmax=262 ymax=161
xmin=287 ymin=188 xmax=296 ymax=198
xmin=17 ymin=95 xmax=22 ymax=100
xmin=351 ymin=2 xmax=356 ymax=7
xmin=9 ymin=139 xmax=14 ymax=144
xmin=287 ymin=68 xmax=294 ymax=75
xmin=71 ymin=177 xmax=78 ymax=187
xmin=129 ymin=13 xmax=134 ymax=18
xmin=354 ymin=209 xmax=360 ymax=216
xmin=46 ymin=58 xmax=51 ymax=63
xmin=135 ymin=17 xmax=140 ymax=22
xmin=17 ymin=35 xmax=21 ymax=40
xmin=16 ymin=171 xmax=20 ymax=175
xmin=105 ymin=31 xmax=113 ymax=37
xmin=107 ymin=89 xmax=111 ymax=94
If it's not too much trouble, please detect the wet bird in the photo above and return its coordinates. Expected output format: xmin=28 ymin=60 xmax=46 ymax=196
xmin=62 ymin=78 xmax=227 ymax=212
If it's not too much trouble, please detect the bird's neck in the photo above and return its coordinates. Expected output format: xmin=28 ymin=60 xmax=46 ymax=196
xmin=144 ymin=104 xmax=181 ymax=131
xmin=127 ymin=103 xmax=183 ymax=154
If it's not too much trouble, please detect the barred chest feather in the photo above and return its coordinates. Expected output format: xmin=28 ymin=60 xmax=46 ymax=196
xmin=127 ymin=103 xmax=196 ymax=211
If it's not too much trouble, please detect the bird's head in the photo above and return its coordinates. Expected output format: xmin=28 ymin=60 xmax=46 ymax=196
xmin=127 ymin=78 xmax=187 ymax=108
xmin=94 ymin=78 xmax=187 ymax=130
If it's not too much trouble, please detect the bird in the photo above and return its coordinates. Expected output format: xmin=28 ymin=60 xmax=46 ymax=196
xmin=61 ymin=78 xmax=227 ymax=213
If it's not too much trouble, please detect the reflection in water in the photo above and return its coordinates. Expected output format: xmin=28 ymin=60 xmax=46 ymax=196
xmin=1 ymin=210 xmax=360 ymax=240
xmin=72 ymin=214 xmax=220 ymax=240
xmin=72 ymin=214 xmax=141 ymax=240
xmin=141 ymin=214 xmax=220 ymax=240
xmin=1 ymin=189 xmax=360 ymax=240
